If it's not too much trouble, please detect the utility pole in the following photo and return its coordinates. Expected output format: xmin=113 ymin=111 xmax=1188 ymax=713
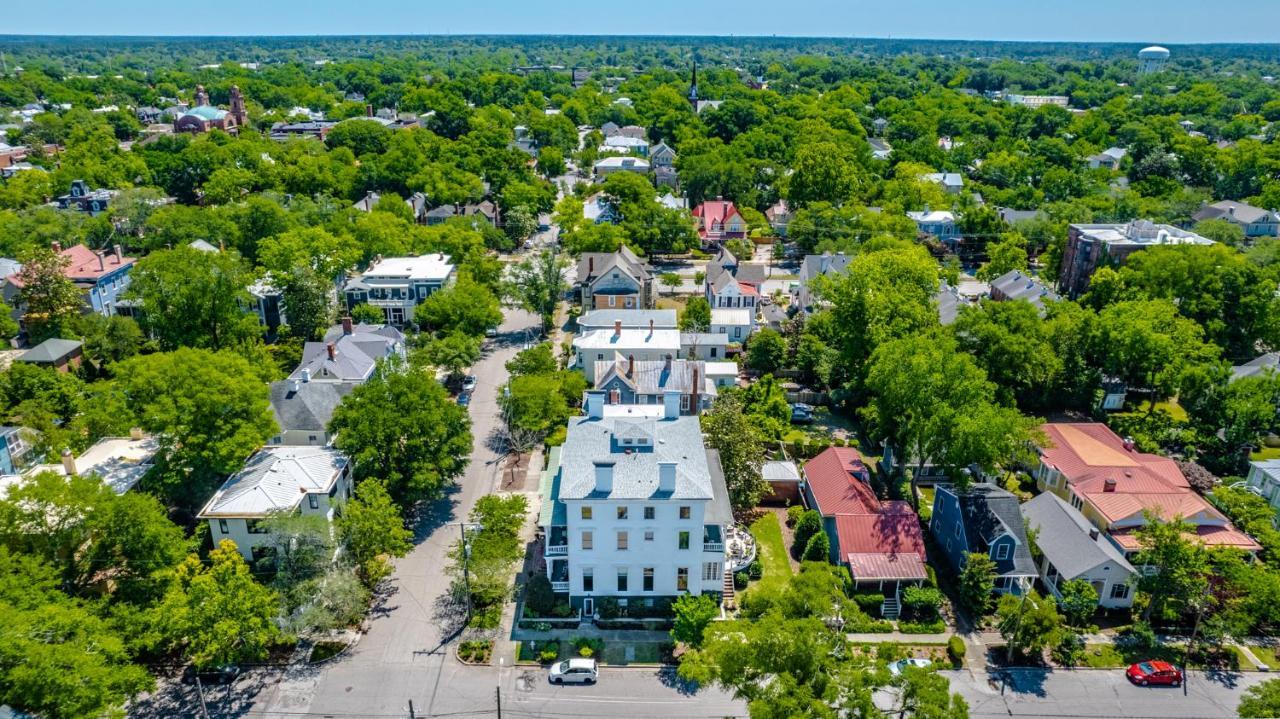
xmin=1182 ymin=590 xmax=1209 ymax=697
xmin=408 ymin=699 xmax=416 ymax=719
xmin=194 ymin=675 xmax=210 ymax=719
xmin=496 ymin=686 xmax=502 ymax=719
xmin=459 ymin=522 xmax=483 ymax=622
xmin=999 ymin=577 xmax=1031 ymax=695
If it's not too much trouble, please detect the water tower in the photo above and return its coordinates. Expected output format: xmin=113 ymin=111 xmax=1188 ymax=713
xmin=1138 ymin=46 xmax=1170 ymax=75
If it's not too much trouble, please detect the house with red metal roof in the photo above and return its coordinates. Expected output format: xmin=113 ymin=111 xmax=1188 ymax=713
xmin=691 ymin=198 xmax=745 ymax=247
xmin=801 ymin=447 xmax=927 ymax=612
xmin=4 ymin=241 xmax=136 ymax=322
xmin=1036 ymin=423 xmax=1259 ymax=556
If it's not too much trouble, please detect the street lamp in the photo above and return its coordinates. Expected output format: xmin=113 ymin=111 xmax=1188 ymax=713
xmin=460 ymin=522 xmax=484 ymax=622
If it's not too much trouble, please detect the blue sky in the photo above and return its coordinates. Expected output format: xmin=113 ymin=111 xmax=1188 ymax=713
xmin=5 ymin=0 xmax=1278 ymax=44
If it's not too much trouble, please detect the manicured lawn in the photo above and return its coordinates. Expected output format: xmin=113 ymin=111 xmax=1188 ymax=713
xmin=1251 ymin=447 xmax=1280 ymax=462
xmin=656 ymin=296 xmax=687 ymax=312
xmin=1249 ymin=644 xmax=1279 ymax=667
xmin=1153 ymin=400 xmax=1189 ymax=422
xmin=601 ymin=642 xmax=671 ymax=665
xmin=1078 ymin=643 xmax=1242 ymax=671
xmin=745 ymin=512 xmax=793 ymax=597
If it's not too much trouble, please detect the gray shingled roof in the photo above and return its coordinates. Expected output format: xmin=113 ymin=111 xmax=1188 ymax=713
xmin=17 ymin=338 xmax=82 ymax=364
xmin=990 ymin=270 xmax=1061 ymax=312
xmin=1233 ymin=353 xmax=1280 ymax=382
xmin=1193 ymin=200 xmax=1278 ymax=226
xmin=558 ymin=415 xmax=713 ymax=500
xmin=270 ymin=380 xmax=357 ymax=433
xmin=292 ymin=324 xmax=403 ymax=382
xmin=935 ymin=281 xmax=960 ymax=326
xmin=956 ymin=485 xmax=1037 ymax=578
xmin=1021 ymin=492 xmax=1134 ymax=580
xmin=800 ymin=253 xmax=853 ymax=283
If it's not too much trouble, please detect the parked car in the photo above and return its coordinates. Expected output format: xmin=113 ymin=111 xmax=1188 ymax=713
xmin=790 ymin=403 xmax=814 ymax=424
xmin=462 ymin=375 xmax=478 ymax=392
xmin=182 ymin=664 xmax=240 ymax=685
xmin=549 ymin=657 xmax=598 ymax=685
xmin=485 ymin=327 xmax=499 ymax=338
xmin=888 ymin=658 xmax=932 ymax=676
xmin=457 ymin=392 xmax=472 ymax=407
xmin=1126 ymin=660 xmax=1183 ymax=687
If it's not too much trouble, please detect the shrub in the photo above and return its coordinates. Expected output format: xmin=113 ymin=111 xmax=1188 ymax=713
xmin=897 ymin=619 xmax=946 ymax=634
xmin=1052 ymin=630 xmax=1086 ymax=666
xmin=733 ymin=571 xmax=749 ymax=589
xmin=801 ymin=530 xmax=830 ymax=561
xmin=525 ymin=574 xmax=557 ymax=615
xmin=947 ymin=636 xmax=966 ymax=666
xmin=596 ymin=597 xmax=621 ymax=619
xmin=572 ymin=636 xmax=603 ymax=658
xmin=1118 ymin=621 xmax=1158 ymax=653
xmin=792 ymin=510 xmax=822 ymax=558
xmin=545 ymin=426 xmax=567 ymax=447
xmin=902 ymin=586 xmax=945 ymax=615
xmin=853 ymin=593 xmax=886 ymax=614
xmin=845 ymin=615 xmax=894 ymax=632
xmin=747 ymin=560 xmax=763 ymax=580
xmin=538 ymin=646 xmax=559 ymax=664
xmin=786 ymin=505 xmax=806 ymax=527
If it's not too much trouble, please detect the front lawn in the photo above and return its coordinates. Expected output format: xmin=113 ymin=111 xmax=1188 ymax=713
xmin=1249 ymin=644 xmax=1279 ymax=667
xmin=1251 ymin=447 xmax=1280 ymax=462
xmin=742 ymin=512 xmax=793 ymax=601
xmin=1076 ymin=643 xmax=1242 ymax=671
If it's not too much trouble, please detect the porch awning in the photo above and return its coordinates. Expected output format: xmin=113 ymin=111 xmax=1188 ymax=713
xmin=846 ymin=552 xmax=928 ymax=582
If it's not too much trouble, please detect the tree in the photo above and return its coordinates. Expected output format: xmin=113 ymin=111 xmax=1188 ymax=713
xmin=450 ymin=494 xmax=528 ymax=610
xmin=659 ymin=272 xmax=682 ymax=291
xmin=330 ymin=359 xmax=472 ymax=504
xmin=115 ymin=349 xmax=278 ymax=510
xmin=418 ymin=331 xmax=483 ymax=381
xmin=536 ymin=147 xmax=566 ymax=178
xmin=671 ymin=594 xmax=719 ymax=647
xmin=279 ymin=264 xmax=334 ymax=342
xmin=351 ymin=302 xmax=385 ymax=324
xmin=953 ymin=300 xmax=1062 ymax=410
xmin=72 ymin=313 xmax=143 ymax=368
xmin=1133 ymin=513 xmax=1210 ymax=622
xmin=1239 ymin=679 xmax=1280 ymax=718
xmin=785 ymin=141 xmax=858 ymax=208
xmin=680 ymin=296 xmax=711 ymax=332
xmin=957 ymin=553 xmax=998 ymax=615
xmin=506 ymin=249 xmax=568 ymax=334
xmin=503 ymin=372 xmax=574 ymax=438
xmin=15 ymin=245 xmax=83 ymax=342
xmin=0 ymin=547 xmax=152 ymax=718
xmin=506 ymin=342 xmax=559 ymax=377
xmin=1193 ymin=218 xmax=1245 ymax=246
xmin=1056 ymin=579 xmax=1100 ymax=627
xmin=338 ymin=480 xmax=412 ymax=586
xmin=801 ymin=530 xmax=830 ymax=562
xmin=414 ymin=275 xmax=502 ymax=337
xmin=0 ymin=299 xmax=18 ymax=342
xmin=700 ymin=393 xmax=768 ymax=510
xmin=503 ymin=206 xmax=539 ymax=247
xmin=899 ymin=669 xmax=970 ymax=719
xmin=976 ymin=234 xmax=1029 ymax=281
xmin=746 ymin=328 xmax=787 ymax=374
xmin=157 ymin=540 xmax=283 ymax=669
xmin=124 ymin=245 xmax=261 ymax=350
xmin=997 ymin=590 xmax=1062 ymax=661
xmin=792 ymin=510 xmax=822 ymax=560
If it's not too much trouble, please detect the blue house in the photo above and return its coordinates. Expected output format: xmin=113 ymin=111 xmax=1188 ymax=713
xmin=930 ymin=484 xmax=1037 ymax=594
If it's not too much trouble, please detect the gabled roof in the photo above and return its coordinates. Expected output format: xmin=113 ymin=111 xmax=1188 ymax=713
xmin=269 ymin=380 xmax=357 ymax=433
xmin=576 ymin=247 xmax=650 ymax=285
xmin=803 ymin=447 xmax=876 ymax=515
xmin=594 ymin=355 xmax=716 ymax=397
xmin=1194 ymin=200 xmax=1279 ymax=226
xmin=711 ymin=308 xmax=752 ymax=327
xmin=800 ymin=253 xmax=853 ymax=283
xmin=1021 ymin=492 xmax=1134 ymax=579
xmin=199 ymin=446 xmax=348 ymax=518
xmin=990 ymin=269 xmax=1060 ymax=312
xmin=17 ymin=338 xmax=81 ymax=364
xmin=1232 ymin=353 xmax=1280 ymax=382
xmin=692 ymin=200 xmax=741 ymax=226
xmin=577 ymin=309 xmax=676 ymax=332
xmin=572 ymin=328 xmax=680 ymax=352
xmin=951 ymin=484 xmax=1037 ymax=577
xmin=291 ymin=324 xmax=404 ymax=383
xmin=8 ymin=244 xmax=134 ymax=289
xmin=1039 ymin=423 xmax=1189 ymax=496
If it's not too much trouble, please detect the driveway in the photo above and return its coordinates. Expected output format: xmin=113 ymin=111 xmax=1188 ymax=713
xmin=944 ymin=667 xmax=1262 ymax=718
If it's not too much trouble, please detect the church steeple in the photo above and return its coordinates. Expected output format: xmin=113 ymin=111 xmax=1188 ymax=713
xmin=687 ymin=59 xmax=699 ymax=109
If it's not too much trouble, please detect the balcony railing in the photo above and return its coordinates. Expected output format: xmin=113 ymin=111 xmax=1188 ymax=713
xmin=551 ymin=581 xmax=570 ymax=592
xmin=703 ymin=542 xmax=724 ymax=553
xmin=546 ymin=544 xmax=568 ymax=556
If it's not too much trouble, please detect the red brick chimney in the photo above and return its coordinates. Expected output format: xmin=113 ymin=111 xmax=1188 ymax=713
xmin=691 ymin=366 xmax=700 ymax=410
xmin=326 ymin=342 xmax=336 ymax=360
xmin=627 ymin=354 xmax=634 ymax=378
xmin=1103 ymin=477 xmax=1117 ymax=493
xmin=342 ymin=316 xmax=353 ymax=335
xmin=614 ymin=319 xmax=622 ymax=337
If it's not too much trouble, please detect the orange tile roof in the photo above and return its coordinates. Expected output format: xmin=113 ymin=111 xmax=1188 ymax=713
xmin=1110 ymin=524 xmax=1261 ymax=552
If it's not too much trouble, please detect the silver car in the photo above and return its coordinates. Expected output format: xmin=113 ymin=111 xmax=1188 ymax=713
xmin=548 ymin=657 xmax=598 ymax=685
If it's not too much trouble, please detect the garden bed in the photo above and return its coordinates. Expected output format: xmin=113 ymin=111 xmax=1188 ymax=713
xmin=457 ymin=639 xmax=493 ymax=665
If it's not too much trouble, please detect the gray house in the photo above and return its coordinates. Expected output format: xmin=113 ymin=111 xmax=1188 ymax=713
xmin=268 ymin=379 xmax=357 ymax=447
xmin=592 ymin=356 xmax=720 ymax=414
xmin=1192 ymin=201 xmax=1280 ymax=238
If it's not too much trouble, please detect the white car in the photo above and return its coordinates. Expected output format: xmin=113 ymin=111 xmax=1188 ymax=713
xmin=888 ymin=658 xmax=932 ymax=676
xmin=462 ymin=375 xmax=478 ymax=392
xmin=549 ymin=657 xmax=598 ymax=685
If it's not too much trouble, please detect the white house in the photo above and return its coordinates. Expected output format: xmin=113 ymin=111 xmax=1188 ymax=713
xmin=599 ymin=136 xmax=649 ymax=155
xmin=573 ymin=326 xmax=681 ymax=382
xmin=539 ymin=392 xmax=732 ymax=613
xmin=1246 ymin=459 xmax=1280 ymax=519
xmin=594 ymin=156 xmax=650 ymax=178
xmin=342 ymin=253 xmax=455 ymax=325
xmin=679 ymin=332 xmax=730 ymax=361
xmin=711 ymin=308 xmax=753 ymax=343
xmin=199 ymin=446 xmax=353 ymax=563
xmin=577 ymin=309 xmax=677 ymax=333
xmin=1021 ymin=492 xmax=1137 ymax=609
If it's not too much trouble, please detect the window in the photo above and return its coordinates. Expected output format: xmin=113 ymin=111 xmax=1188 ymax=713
xmin=581 ymin=531 xmax=593 ymax=550
xmin=702 ymin=562 xmax=720 ymax=581
xmin=679 ymin=506 xmax=691 ymax=520
xmin=1070 ymin=492 xmax=1084 ymax=512
xmin=1110 ymin=583 xmax=1131 ymax=600
xmin=616 ymin=531 xmax=628 ymax=551
xmin=582 ymin=568 xmax=594 ymax=592
xmin=644 ymin=506 xmax=655 ymax=520
xmin=308 ymin=494 xmax=320 ymax=510
xmin=596 ymin=353 xmax=604 ymax=361
xmin=218 ymin=519 xmax=228 ymax=534
xmin=617 ymin=570 xmax=628 ymax=592
xmin=678 ymin=531 xmax=690 ymax=550
xmin=643 ymin=568 xmax=654 ymax=591
xmin=953 ymin=522 xmax=961 ymax=538
xmin=676 ymin=567 xmax=689 ymax=591
xmin=308 ymin=435 xmax=318 ymax=443
xmin=710 ymin=347 xmax=717 ymax=358
xmin=581 ymin=506 xmax=593 ymax=520
xmin=995 ymin=543 xmax=1010 ymax=561
xmin=247 ymin=519 xmax=270 ymax=534
xmin=644 ymin=530 xmax=654 ymax=542
xmin=617 ymin=506 xmax=628 ymax=520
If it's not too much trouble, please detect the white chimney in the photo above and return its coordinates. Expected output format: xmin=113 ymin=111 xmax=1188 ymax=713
xmin=658 ymin=461 xmax=677 ymax=492
xmin=585 ymin=390 xmax=606 ymax=419
xmin=594 ymin=460 xmax=615 ymax=494
xmin=663 ymin=389 xmax=681 ymax=419
xmin=289 ymin=378 xmax=301 ymax=394
xmin=301 ymin=368 xmax=312 ymax=383
xmin=60 ymin=448 xmax=76 ymax=476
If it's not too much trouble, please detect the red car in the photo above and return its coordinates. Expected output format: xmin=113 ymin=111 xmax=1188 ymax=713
xmin=1126 ymin=660 xmax=1183 ymax=687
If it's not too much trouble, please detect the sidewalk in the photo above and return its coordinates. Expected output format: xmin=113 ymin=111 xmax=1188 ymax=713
xmin=512 ymin=626 xmax=672 ymax=643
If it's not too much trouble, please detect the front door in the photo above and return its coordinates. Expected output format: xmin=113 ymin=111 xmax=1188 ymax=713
xmin=583 ymin=597 xmax=594 ymax=617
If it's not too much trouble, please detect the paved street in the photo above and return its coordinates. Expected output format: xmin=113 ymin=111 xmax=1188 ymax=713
xmin=130 ymin=306 xmax=743 ymax=718
xmin=945 ymin=668 xmax=1261 ymax=719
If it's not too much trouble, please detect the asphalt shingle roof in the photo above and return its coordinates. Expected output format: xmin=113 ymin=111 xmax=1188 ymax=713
xmin=956 ymin=485 xmax=1037 ymax=577
xmin=1021 ymin=492 xmax=1133 ymax=579
xmin=557 ymin=415 xmax=714 ymax=501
